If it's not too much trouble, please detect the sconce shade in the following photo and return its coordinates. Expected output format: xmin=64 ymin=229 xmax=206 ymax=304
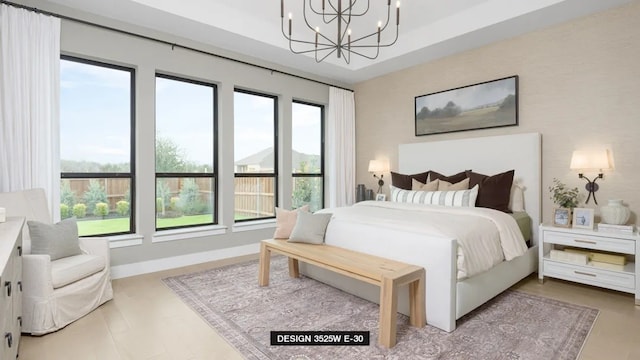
xmin=569 ymin=150 xmax=612 ymax=171
xmin=368 ymin=160 xmax=388 ymax=173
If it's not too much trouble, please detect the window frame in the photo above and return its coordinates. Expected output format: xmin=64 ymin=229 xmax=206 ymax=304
xmin=291 ymin=100 xmax=325 ymax=210
xmin=154 ymin=73 xmax=219 ymax=231
xmin=60 ymin=55 xmax=137 ymax=236
xmin=233 ymin=88 xmax=279 ymax=223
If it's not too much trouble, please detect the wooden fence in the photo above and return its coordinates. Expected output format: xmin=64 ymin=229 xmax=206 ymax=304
xmin=63 ymin=177 xmax=275 ymax=217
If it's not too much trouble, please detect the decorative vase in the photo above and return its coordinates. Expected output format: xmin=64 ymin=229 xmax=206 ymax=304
xmin=600 ymin=199 xmax=630 ymax=225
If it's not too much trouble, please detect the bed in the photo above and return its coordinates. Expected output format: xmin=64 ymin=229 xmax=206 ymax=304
xmin=301 ymin=132 xmax=541 ymax=332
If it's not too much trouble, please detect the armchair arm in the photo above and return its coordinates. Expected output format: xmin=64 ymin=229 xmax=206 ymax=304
xmin=79 ymin=237 xmax=111 ymax=269
xmin=22 ymin=254 xmax=54 ymax=298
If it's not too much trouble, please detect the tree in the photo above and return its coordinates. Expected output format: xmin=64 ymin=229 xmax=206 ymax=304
xmin=156 ymin=136 xmax=188 ymax=173
xmin=60 ymin=180 xmax=76 ymax=208
xmin=292 ymin=161 xmax=322 ymax=211
xmin=156 ymin=180 xmax=172 ymax=216
xmin=83 ymin=180 xmax=107 ymax=214
xmin=178 ymin=179 xmax=204 ymax=215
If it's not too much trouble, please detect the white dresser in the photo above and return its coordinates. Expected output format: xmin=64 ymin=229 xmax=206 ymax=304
xmin=0 ymin=217 xmax=24 ymax=360
xmin=539 ymin=224 xmax=639 ymax=304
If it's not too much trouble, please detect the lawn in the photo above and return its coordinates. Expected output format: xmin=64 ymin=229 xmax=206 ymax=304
xmin=77 ymin=214 xmax=214 ymax=236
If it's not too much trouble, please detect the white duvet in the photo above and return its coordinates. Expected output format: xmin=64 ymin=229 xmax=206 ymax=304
xmin=319 ymin=201 xmax=528 ymax=279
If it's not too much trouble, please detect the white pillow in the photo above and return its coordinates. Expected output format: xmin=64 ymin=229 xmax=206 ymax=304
xmin=509 ymin=185 xmax=525 ymax=212
xmin=390 ymin=185 xmax=479 ymax=207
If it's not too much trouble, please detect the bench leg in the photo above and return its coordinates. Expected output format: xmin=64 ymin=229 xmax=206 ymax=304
xmin=409 ymin=269 xmax=426 ymax=328
xmin=379 ymin=276 xmax=398 ymax=348
xmin=288 ymin=257 xmax=300 ymax=278
xmin=258 ymin=242 xmax=271 ymax=286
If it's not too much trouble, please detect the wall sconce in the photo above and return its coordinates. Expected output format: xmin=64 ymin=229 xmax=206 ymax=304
xmin=569 ymin=149 xmax=613 ymax=205
xmin=368 ymin=160 xmax=389 ymax=193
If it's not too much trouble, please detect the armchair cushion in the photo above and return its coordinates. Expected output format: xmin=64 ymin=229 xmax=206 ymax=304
xmin=28 ymin=218 xmax=82 ymax=260
xmin=51 ymin=254 xmax=106 ymax=289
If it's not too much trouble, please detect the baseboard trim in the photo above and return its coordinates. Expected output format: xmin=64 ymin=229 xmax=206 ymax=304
xmin=110 ymin=243 xmax=261 ymax=279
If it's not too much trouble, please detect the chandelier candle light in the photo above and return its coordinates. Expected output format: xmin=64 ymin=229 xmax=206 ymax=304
xmin=281 ymin=0 xmax=400 ymax=63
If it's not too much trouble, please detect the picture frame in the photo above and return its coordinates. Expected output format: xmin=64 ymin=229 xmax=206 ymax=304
xmin=375 ymin=193 xmax=386 ymax=201
xmin=414 ymin=75 xmax=518 ymax=136
xmin=552 ymin=208 xmax=571 ymax=228
xmin=572 ymin=208 xmax=595 ymax=229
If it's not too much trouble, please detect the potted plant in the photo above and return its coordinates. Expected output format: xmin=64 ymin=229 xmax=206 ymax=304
xmin=549 ymin=178 xmax=580 ymax=227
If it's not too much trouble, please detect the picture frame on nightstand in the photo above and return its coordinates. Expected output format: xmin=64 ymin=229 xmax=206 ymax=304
xmin=552 ymin=208 xmax=571 ymax=228
xmin=572 ymin=208 xmax=594 ymax=229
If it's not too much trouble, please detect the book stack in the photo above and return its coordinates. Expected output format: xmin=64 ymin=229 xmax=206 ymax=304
xmin=564 ymin=247 xmax=627 ymax=271
xmin=597 ymin=223 xmax=635 ymax=235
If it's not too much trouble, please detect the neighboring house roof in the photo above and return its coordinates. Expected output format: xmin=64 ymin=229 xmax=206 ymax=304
xmin=235 ymin=147 xmax=319 ymax=171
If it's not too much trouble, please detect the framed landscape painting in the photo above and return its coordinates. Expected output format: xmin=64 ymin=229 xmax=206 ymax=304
xmin=415 ymin=76 xmax=518 ymax=136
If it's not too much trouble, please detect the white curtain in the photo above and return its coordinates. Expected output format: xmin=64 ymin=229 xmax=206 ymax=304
xmin=327 ymin=87 xmax=356 ymax=208
xmin=0 ymin=4 xmax=61 ymax=221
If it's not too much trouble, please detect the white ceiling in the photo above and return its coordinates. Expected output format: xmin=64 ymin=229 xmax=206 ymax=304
xmin=48 ymin=0 xmax=632 ymax=84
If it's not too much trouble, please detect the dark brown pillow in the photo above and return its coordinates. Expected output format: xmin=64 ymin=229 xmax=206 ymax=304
xmin=390 ymin=171 xmax=430 ymax=190
xmin=429 ymin=170 xmax=469 ymax=184
xmin=465 ymin=170 xmax=515 ymax=213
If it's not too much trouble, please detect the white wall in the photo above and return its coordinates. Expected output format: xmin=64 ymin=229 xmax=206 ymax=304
xmin=354 ymin=1 xmax=640 ymax=225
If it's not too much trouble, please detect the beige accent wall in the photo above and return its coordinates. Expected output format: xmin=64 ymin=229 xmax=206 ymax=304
xmin=354 ymin=1 xmax=640 ymax=225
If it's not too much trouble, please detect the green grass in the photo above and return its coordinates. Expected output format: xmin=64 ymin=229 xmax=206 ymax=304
xmin=77 ymin=214 xmax=214 ymax=236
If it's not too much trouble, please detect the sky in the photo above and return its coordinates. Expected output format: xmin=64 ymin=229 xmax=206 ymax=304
xmin=60 ymin=59 xmax=322 ymax=168
xmin=415 ymin=77 xmax=516 ymax=112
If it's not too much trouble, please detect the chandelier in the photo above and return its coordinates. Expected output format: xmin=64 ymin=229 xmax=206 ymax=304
xmin=280 ymin=0 xmax=400 ymax=64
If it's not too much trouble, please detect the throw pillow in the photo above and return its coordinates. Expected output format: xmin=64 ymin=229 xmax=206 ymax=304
xmin=437 ymin=178 xmax=470 ymax=191
xmin=465 ymin=170 xmax=515 ymax=212
xmin=28 ymin=218 xmax=82 ymax=261
xmin=288 ymin=211 xmax=333 ymax=244
xmin=429 ymin=170 xmax=469 ymax=184
xmin=411 ymin=178 xmax=439 ymax=191
xmin=273 ymin=205 xmax=309 ymax=239
xmin=509 ymin=184 xmax=525 ymax=212
xmin=390 ymin=185 xmax=479 ymax=207
xmin=390 ymin=171 xmax=430 ymax=190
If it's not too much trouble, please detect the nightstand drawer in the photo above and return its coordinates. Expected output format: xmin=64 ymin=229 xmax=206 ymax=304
xmin=543 ymin=231 xmax=635 ymax=254
xmin=544 ymin=260 xmax=635 ymax=292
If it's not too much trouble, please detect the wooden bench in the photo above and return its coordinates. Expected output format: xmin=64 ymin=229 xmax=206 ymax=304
xmin=258 ymin=239 xmax=426 ymax=348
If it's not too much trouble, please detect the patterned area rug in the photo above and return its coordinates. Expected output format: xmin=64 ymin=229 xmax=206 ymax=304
xmin=163 ymin=257 xmax=598 ymax=360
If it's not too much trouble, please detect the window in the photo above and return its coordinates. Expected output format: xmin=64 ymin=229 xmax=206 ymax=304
xmin=155 ymin=75 xmax=217 ymax=230
xmin=234 ymin=90 xmax=278 ymax=221
xmin=292 ymin=101 xmax=324 ymax=212
xmin=60 ymin=56 xmax=135 ymax=236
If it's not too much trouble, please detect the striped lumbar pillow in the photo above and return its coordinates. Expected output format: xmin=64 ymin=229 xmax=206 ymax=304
xmin=390 ymin=184 xmax=478 ymax=207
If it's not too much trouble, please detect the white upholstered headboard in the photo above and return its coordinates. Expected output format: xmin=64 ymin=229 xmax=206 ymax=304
xmin=398 ymin=132 xmax=541 ymax=245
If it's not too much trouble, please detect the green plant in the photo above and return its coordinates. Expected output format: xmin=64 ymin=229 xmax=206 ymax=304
xmin=170 ymin=196 xmax=180 ymax=210
xmin=72 ymin=203 xmax=87 ymax=218
xmin=60 ymin=181 xmax=76 ymax=208
xmin=178 ymin=179 xmax=204 ymax=215
xmin=93 ymin=202 xmax=109 ymax=218
xmin=83 ymin=180 xmax=107 ymax=214
xmin=116 ymin=200 xmax=130 ymax=216
xmin=156 ymin=197 xmax=163 ymax=214
xmin=60 ymin=203 xmax=70 ymax=219
xmin=549 ymin=178 xmax=580 ymax=208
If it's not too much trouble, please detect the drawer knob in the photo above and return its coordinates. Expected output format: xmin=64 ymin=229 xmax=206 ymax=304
xmin=17 ymin=245 xmax=22 ymax=256
xmin=17 ymin=281 xmax=22 ymax=292
xmin=17 ymin=316 xmax=22 ymax=327
xmin=4 ymin=332 xmax=12 ymax=348
xmin=4 ymin=281 xmax=10 ymax=297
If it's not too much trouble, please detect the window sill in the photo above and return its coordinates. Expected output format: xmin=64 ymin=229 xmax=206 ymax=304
xmin=152 ymin=225 xmax=228 ymax=243
xmin=232 ymin=219 xmax=276 ymax=232
xmin=102 ymin=234 xmax=144 ymax=248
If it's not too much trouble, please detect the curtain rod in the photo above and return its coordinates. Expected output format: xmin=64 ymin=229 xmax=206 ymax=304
xmin=0 ymin=0 xmax=354 ymax=93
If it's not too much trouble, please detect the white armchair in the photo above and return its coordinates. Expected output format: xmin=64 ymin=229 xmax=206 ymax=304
xmin=0 ymin=188 xmax=113 ymax=335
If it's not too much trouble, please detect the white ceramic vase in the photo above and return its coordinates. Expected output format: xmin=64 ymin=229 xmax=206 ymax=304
xmin=600 ymin=199 xmax=630 ymax=225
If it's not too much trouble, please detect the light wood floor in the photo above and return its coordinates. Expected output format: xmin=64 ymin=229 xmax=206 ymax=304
xmin=19 ymin=254 xmax=640 ymax=360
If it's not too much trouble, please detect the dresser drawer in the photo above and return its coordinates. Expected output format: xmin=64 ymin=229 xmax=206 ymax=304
xmin=543 ymin=231 xmax=635 ymax=254
xmin=543 ymin=259 xmax=635 ymax=292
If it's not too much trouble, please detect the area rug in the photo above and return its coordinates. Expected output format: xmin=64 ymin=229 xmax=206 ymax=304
xmin=163 ymin=257 xmax=598 ymax=360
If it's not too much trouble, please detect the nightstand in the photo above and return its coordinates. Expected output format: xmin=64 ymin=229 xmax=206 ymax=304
xmin=539 ymin=224 xmax=640 ymax=305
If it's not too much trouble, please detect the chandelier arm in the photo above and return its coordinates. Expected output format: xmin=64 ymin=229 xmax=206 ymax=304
xmin=349 ymin=22 xmax=398 ymax=47
xmin=308 ymin=0 xmax=331 ymax=16
xmin=341 ymin=0 xmax=370 ymax=16
xmin=346 ymin=45 xmax=380 ymax=60
xmin=315 ymin=47 xmax=338 ymax=62
xmin=291 ymin=44 xmax=341 ymax=55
